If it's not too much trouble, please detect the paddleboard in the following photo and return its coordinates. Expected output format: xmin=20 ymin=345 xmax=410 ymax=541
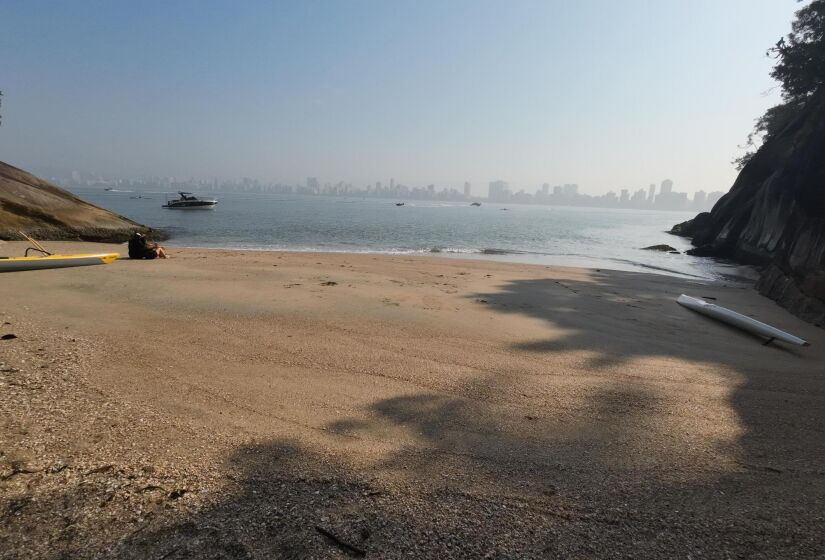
xmin=677 ymin=294 xmax=809 ymax=346
xmin=0 ymin=253 xmax=120 ymax=273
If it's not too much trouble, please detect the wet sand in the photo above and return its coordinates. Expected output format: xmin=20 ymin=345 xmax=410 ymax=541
xmin=2 ymin=242 xmax=824 ymax=558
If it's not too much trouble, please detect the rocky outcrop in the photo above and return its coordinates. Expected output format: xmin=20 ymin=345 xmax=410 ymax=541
xmin=0 ymin=161 xmax=161 ymax=242
xmin=670 ymin=91 xmax=825 ymax=326
xmin=641 ymin=244 xmax=679 ymax=253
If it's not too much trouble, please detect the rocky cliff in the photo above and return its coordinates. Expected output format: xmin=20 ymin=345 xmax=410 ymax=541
xmin=0 ymin=161 xmax=160 ymax=243
xmin=671 ymin=91 xmax=825 ymax=326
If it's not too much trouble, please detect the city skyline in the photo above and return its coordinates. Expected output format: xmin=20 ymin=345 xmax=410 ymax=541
xmin=57 ymin=168 xmax=722 ymax=212
xmin=0 ymin=1 xmax=800 ymax=194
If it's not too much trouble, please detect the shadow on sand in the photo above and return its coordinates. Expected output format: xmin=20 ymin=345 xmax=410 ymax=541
xmin=8 ymin=270 xmax=825 ymax=558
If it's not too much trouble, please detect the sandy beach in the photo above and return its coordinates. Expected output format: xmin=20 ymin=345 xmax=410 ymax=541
xmin=2 ymin=242 xmax=824 ymax=559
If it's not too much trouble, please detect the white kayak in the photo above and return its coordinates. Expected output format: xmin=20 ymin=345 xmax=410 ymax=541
xmin=0 ymin=253 xmax=120 ymax=273
xmin=677 ymin=294 xmax=809 ymax=346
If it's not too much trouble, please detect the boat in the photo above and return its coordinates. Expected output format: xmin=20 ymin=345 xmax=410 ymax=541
xmin=676 ymin=294 xmax=809 ymax=346
xmin=470 ymin=202 xmax=481 ymax=206
xmin=0 ymin=253 xmax=120 ymax=272
xmin=162 ymin=192 xmax=217 ymax=209
xmin=395 ymin=202 xmax=405 ymax=206
xmin=0 ymin=231 xmax=119 ymax=273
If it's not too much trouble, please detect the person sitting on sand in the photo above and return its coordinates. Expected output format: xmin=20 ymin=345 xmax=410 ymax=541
xmin=128 ymin=232 xmax=167 ymax=259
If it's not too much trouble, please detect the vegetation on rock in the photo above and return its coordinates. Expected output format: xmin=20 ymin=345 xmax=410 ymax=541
xmin=673 ymin=1 xmax=825 ymax=326
xmin=735 ymin=0 xmax=825 ymax=169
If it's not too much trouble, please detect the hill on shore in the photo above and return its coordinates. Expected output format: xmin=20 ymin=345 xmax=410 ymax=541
xmin=0 ymin=161 xmax=159 ymax=242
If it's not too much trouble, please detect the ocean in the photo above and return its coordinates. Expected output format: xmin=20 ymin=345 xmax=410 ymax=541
xmin=71 ymin=188 xmax=739 ymax=280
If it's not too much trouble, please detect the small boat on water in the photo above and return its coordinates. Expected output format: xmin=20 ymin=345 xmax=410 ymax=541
xmin=162 ymin=192 xmax=218 ymax=209
xmin=395 ymin=202 xmax=405 ymax=206
xmin=470 ymin=202 xmax=481 ymax=206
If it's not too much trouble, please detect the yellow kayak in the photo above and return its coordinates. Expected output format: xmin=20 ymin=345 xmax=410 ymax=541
xmin=0 ymin=253 xmax=120 ymax=273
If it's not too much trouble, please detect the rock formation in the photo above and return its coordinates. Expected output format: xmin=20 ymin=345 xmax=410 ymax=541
xmin=670 ymin=91 xmax=825 ymax=326
xmin=0 ymin=161 xmax=160 ymax=242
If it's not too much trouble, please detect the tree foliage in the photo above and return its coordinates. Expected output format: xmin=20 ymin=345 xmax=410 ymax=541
xmin=735 ymin=0 xmax=825 ymax=169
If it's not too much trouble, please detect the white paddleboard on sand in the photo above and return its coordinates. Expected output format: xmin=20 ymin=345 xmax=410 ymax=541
xmin=677 ymin=294 xmax=809 ymax=346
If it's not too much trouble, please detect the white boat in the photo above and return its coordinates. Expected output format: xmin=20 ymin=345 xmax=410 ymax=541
xmin=677 ymin=294 xmax=809 ymax=346
xmin=162 ymin=192 xmax=217 ymax=209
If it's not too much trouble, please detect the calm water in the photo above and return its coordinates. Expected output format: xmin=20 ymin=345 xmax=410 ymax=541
xmin=72 ymin=188 xmax=733 ymax=279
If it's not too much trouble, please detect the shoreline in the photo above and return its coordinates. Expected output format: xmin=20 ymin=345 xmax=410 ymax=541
xmin=3 ymin=243 xmax=823 ymax=557
xmin=117 ymin=240 xmax=757 ymax=282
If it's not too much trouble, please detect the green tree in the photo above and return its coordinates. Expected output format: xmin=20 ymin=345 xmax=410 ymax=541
xmin=735 ymin=0 xmax=825 ymax=169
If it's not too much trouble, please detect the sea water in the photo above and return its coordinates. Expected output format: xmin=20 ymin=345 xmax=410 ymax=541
xmin=72 ymin=188 xmax=741 ymax=280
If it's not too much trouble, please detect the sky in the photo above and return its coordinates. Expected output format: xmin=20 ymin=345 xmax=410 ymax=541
xmin=0 ymin=0 xmax=803 ymax=195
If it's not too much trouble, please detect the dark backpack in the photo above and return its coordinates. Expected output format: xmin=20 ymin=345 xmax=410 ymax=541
xmin=128 ymin=233 xmax=147 ymax=259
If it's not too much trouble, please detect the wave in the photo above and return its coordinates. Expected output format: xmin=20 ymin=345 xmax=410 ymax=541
xmin=428 ymin=247 xmax=524 ymax=255
xmin=162 ymin=242 xmax=716 ymax=280
xmin=428 ymin=247 xmax=475 ymax=254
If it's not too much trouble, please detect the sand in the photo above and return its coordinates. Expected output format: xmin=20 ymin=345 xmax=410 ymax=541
xmin=2 ymin=242 xmax=824 ymax=559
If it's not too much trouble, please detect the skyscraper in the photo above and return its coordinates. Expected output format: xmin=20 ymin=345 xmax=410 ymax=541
xmin=660 ymin=179 xmax=673 ymax=194
xmin=464 ymin=181 xmax=471 ymax=197
xmin=648 ymin=184 xmax=656 ymax=204
xmin=693 ymin=190 xmax=707 ymax=210
xmin=488 ymin=180 xmax=510 ymax=201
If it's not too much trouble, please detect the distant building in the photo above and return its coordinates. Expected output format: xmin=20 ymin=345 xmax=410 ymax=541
xmin=648 ymin=184 xmax=656 ymax=204
xmin=553 ymin=185 xmax=563 ymax=196
xmin=653 ymin=180 xmax=689 ymax=210
xmin=488 ymin=180 xmax=510 ymax=201
xmin=562 ymin=183 xmax=578 ymax=197
xmin=620 ymin=189 xmax=629 ymax=204
xmin=707 ymin=190 xmax=725 ymax=208
xmin=306 ymin=177 xmax=320 ymax=193
xmin=631 ymin=188 xmax=647 ymax=204
xmin=693 ymin=190 xmax=707 ymax=210
xmin=513 ymin=189 xmax=531 ymax=203
xmin=464 ymin=181 xmax=471 ymax=197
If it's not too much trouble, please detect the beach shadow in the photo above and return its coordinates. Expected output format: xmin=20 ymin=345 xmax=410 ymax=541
xmin=13 ymin=386 xmax=825 ymax=558
xmin=7 ymin=270 xmax=825 ymax=558
xmin=466 ymin=271 xmax=825 ymax=515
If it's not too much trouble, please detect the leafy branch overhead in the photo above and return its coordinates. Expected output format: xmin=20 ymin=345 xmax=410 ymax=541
xmin=735 ymin=0 xmax=825 ymax=169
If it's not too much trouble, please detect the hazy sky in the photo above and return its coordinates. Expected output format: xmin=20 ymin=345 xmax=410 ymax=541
xmin=0 ymin=1 xmax=801 ymax=194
